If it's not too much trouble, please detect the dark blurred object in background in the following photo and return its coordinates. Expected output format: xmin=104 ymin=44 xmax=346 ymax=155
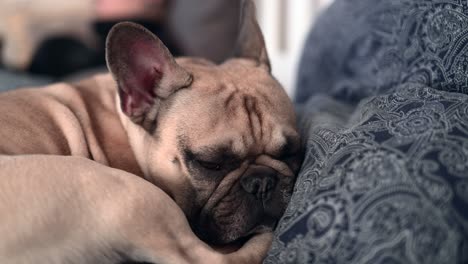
xmin=0 ymin=0 xmax=241 ymax=82
xmin=28 ymin=21 xmax=174 ymax=79
xmin=29 ymin=36 xmax=96 ymax=78
xmin=166 ymin=0 xmax=240 ymax=64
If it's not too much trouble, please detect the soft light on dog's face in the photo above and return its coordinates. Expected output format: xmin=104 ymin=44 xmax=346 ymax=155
xmin=106 ymin=0 xmax=302 ymax=244
xmin=160 ymin=59 xmax=302 ymax=244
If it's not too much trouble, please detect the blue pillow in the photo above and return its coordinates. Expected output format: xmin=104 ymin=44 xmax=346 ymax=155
xmin=295 ymin=0 xmax=468 ymax=104
xmin=267 ymin=84 xmax=468 ymax=263
xmin=267 ymin=0 xmax=468 ymax=263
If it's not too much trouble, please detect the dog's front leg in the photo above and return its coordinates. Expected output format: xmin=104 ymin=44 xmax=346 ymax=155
xmin=0 ymin=155 xmax=271 ymax=264
xmin=109 ymin=168 xmax=273 ymax=264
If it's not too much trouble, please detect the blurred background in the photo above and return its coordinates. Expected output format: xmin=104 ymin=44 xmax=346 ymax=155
xmin=0 ymin=0 xmax=334 ymax=96
xmin=256 ymin=0 xmax=333 ymax=95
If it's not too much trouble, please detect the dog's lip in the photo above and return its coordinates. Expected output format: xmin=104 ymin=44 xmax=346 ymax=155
xmin=196 ymin=159 xmax=292 ymax=228
xmin=197 ymin=163 xmax=250 ymax=220
xmin=211 ymin=215 xmax=275 ymax=246
xmin=198 ymin=185 xmax=236 ymax=225
xmin=198 ymin=190 xmax=277 ymax=233
xmin=255 ymin=155 xmax=295 ymax=177
xmin=245 ymin=216 xmax=277 ymax=236
xmin=198 ymin=204 xmax=272 ymax=245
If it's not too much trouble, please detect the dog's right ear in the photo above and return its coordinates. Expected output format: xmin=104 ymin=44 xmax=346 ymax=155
xmin=106 ymin=22 xmax=192 ymax=129
xmin=232 ymin=0 xmax=270 ymax=72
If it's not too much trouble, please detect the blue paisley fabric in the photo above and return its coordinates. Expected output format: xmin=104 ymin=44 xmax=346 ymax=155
xmin=295 ymin=0 xmax=468 ymax=104
xmin=266 ymin=0 xmax=468 ymax=263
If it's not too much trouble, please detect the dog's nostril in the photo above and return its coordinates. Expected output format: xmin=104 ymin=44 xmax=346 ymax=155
xmin=264 ymin=177 xmax=275 ymax=191
xmin=241 ymin=177 xmax=260 ymax=194
xmin=241 ymin=174 xmax=277 ymax=199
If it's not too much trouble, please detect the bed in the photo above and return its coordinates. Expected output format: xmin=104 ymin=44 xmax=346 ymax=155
xmin=266 ymin=0 xmax=468 ymax=263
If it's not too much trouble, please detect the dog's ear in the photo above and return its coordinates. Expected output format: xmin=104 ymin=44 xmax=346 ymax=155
xmin=106 ymin=22 xmax=192 ymax=128
xmin=232 ymin=0 xmax=270 ymax=71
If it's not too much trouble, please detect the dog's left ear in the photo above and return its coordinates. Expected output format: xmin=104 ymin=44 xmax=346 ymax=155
xmin=232 ymin=0 xmax=270 ymax=72
xmin=106 ymin=22 xmax=192 ymax=129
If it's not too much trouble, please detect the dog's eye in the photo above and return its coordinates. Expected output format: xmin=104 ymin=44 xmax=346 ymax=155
xmin=196 ymin=160 xmax=223 ymax=171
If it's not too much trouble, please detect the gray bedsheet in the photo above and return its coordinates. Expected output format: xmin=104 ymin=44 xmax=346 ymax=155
xmin=267 ymin=84 xmax=468 ymax=264
xmin=266 ymin=0 xmax=468 ymax=263
xmin=0 ymin=70 xmax=51 ymax=92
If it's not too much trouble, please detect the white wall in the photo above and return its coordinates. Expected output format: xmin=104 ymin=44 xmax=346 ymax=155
xmin=255 ymin=0 xmax=334 ymax=97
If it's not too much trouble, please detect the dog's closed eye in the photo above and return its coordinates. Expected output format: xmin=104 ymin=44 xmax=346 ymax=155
xmin=196 ymin=159 xmax=223 ymax=171
xmin=184 ymin=146 xmax=242 ymax=173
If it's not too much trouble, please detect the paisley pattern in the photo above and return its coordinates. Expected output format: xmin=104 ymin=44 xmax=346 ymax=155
xmin=267 ymin=85 xmax=468 ymax=264
xmin=295 ymin=0 xmax=468 ymax=104
xmin=268 ymin=0 xmax=468 ymax=263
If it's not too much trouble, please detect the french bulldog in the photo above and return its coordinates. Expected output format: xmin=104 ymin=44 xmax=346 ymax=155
xmin=0 ymin=0 xmax=301 ymax=263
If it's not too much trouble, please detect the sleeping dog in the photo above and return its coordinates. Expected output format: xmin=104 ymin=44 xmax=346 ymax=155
xmin=0 ymin=0 xmax=301 ymax=263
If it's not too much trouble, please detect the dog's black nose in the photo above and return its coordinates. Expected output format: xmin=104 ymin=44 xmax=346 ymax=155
xmin=241 ymin=166 xmax=277 ymax=200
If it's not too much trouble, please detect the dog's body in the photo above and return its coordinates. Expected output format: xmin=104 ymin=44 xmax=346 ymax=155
xmin=0 ymin=1 xmax=301 ymax=263
xmin=0 ymin=75 xmax=212 ymax=264
xmin=0 ymin=74 xmax=141 ymax=173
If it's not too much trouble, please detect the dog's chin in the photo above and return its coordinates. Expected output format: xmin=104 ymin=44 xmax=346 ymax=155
xmin=193 ymin=199 xmax=279 ymax=245
xmin=194 ymin=213 xmax=276 ymax=245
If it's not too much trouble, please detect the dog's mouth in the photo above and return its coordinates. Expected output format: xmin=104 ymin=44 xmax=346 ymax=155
xmin=191 ymin=184 xmax=285 ymax=245
xmin=193 ymin=209 xmax=278 ymax=245
xmin=187 ymin=160 xmax=297 ymax=245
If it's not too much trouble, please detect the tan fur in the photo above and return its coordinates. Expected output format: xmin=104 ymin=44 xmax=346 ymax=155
xmin=0 ymin=73 xmax=275 ymax=263
xmin=0 ymin=155 xmax=272 ymax=264
xmin=126 ymin=58 xmax=300 ymax=216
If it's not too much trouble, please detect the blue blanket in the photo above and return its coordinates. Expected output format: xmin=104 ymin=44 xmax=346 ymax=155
xmin=266 ymin=0 xmax=468 ymax=263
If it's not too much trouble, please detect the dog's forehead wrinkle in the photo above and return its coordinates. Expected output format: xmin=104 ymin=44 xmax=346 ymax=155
xmin=223 ymin=90 xmax=238 ymax=110
xmin=177 ymin=124 xmax=245 ymax=160
xmin=179 ymin=58 xmax=281 ymax=102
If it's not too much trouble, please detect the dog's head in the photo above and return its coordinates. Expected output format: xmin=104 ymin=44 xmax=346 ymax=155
xmin=106 ymin=0 xmax=302 ymax=244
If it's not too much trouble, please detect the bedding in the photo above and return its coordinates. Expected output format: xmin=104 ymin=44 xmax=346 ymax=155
xmin=266 ymin=0 xmax=468 ymax=263
xmin=0 ymin=70 xmax=51 ymax=92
